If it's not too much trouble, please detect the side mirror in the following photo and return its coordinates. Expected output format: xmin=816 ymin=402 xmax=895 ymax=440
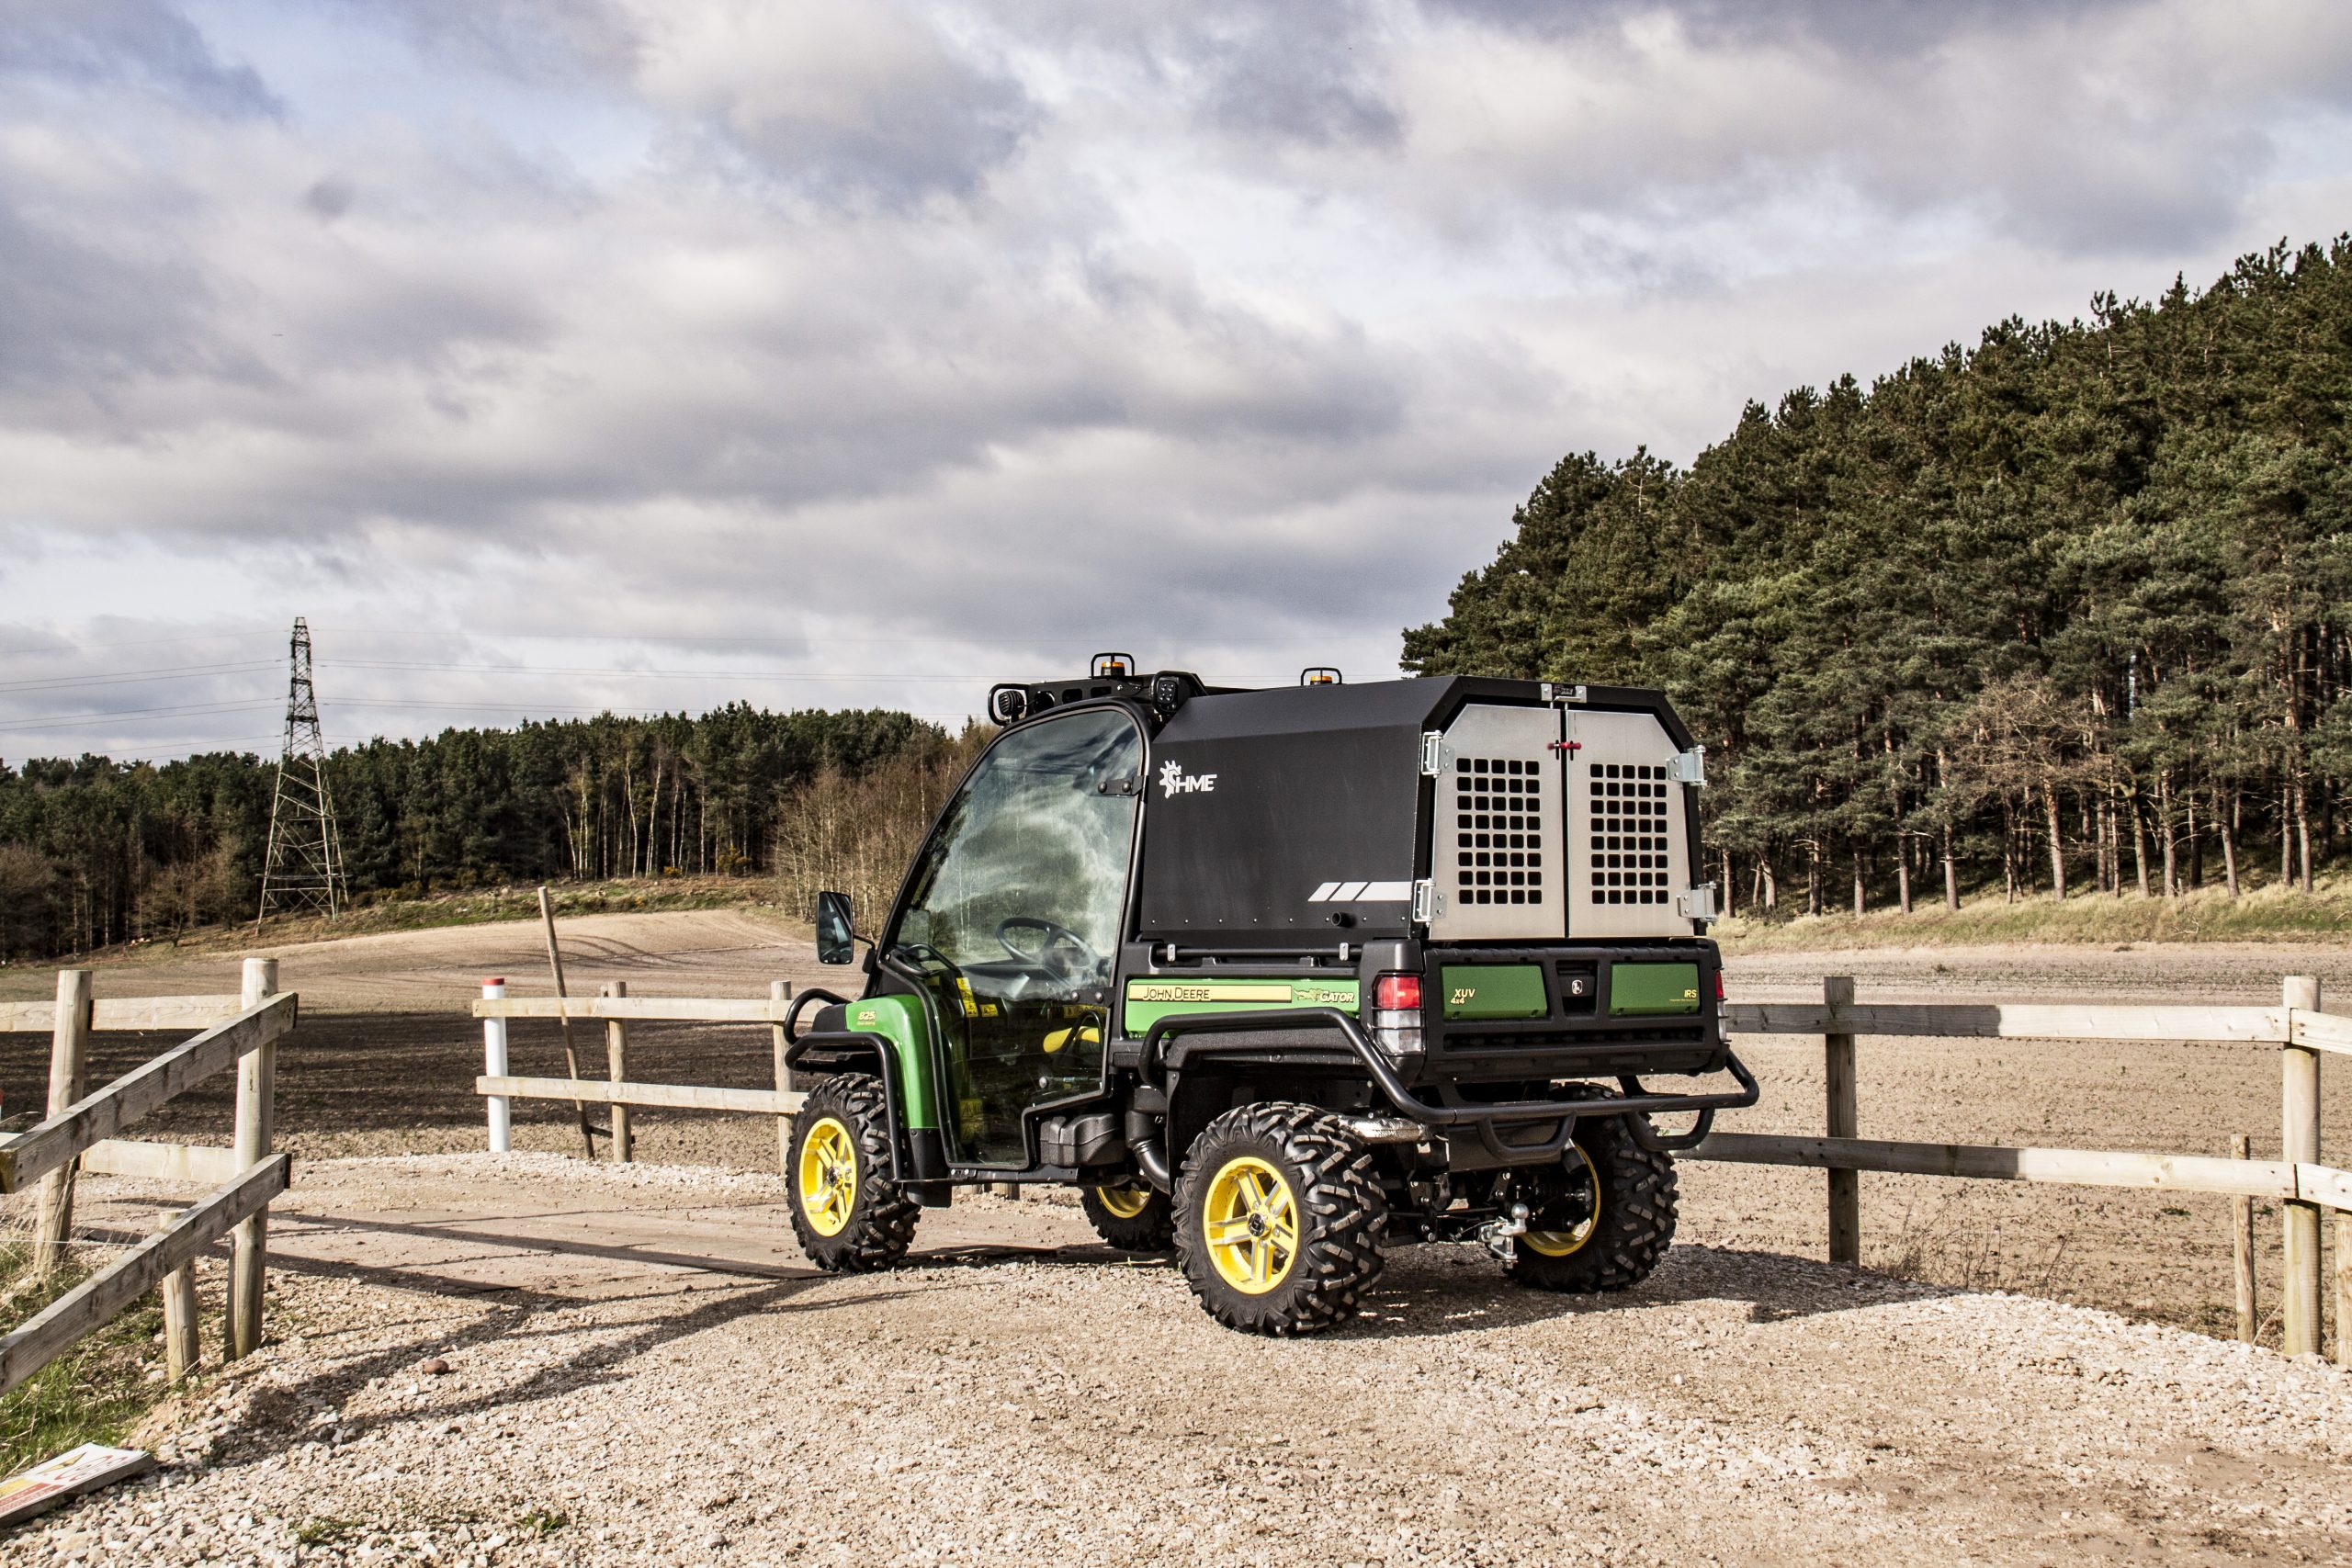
xmin=815 ymin=890 xmax=858 ymax=964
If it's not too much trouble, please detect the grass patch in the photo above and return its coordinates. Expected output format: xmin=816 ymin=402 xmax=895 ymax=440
xmin=0 ymin=1240 xmax=174 ymax=1478
xmin=1716 ymin=876 xmax=2352 ymax=953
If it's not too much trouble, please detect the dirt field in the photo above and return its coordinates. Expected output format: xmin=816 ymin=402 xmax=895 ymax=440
xmin=6 ymin=915 xmax=2352 ymax=1563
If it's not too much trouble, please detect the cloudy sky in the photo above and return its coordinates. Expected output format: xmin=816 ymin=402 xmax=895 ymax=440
xmin=4 ymin=0 xmax=2349 ymax=761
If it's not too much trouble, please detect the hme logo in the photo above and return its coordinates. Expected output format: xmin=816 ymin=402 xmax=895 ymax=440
xmin=1157 ymin=759 xmax=1218 ymax=798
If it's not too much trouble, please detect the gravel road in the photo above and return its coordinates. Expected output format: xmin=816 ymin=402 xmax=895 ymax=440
xmin=17 ymin=1153 xmax=2352 ymax=1567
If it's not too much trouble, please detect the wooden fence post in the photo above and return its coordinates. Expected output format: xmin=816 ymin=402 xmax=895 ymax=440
xmin=156 ymin=1210 xmax=198 ymax=1381
xmin=771 ymin=980 xmax=794 ymax=1176
xmin=228 ymin=957 xmax=277 ymax=1360
xmin=2337 ymin=1213 xmax=2351 ymax=1371
xmin=33 ymin=969 xmax=93 ymax=1280
xmin=605 ymin=980 xmax=632 ymax=1164
xmin=1825 ymin=976 xmax=1860 ymax=1267
xmin=2280 ymin=975 xmax=2322 ymax=1359
xmin=2230 ymin=1134 xmax=2256 ymax=1345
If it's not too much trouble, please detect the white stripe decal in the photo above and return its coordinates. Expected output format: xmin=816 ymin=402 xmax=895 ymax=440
xmin=1311 ymin=880 xmax=1412 ymax=902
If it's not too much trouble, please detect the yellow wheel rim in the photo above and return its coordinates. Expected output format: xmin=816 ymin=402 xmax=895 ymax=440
xmin=1522 ymin=1145 xmax=1600 ymax=1258
xmin=1202 ymin=1155 xmax=1298 ymax=1294
xmin=797 ymin=1116 xmax=859 ymax=1238
xmin=1095 ymin=1183 xmax=1153 ymax=1220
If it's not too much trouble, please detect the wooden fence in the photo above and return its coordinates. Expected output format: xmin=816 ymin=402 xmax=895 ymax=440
xmin=0 ymin=960 xmax=296 ymax=1393
xmin=472 ymin=979 xmax=804 ymax=1169
xmin=1696 ymin=976 xmax=2350 ymax=1365
xmin=468 ymin=971 xmax=2348 ymax=1366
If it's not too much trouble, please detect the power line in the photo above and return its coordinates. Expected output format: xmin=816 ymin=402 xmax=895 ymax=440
xmin=0 ymin=629 xmax=281 ymax=660
xmin=0 ymin=660 xmax=282 ymax=694
xmin=0 ymin=700 xmax=282 ymax=732
xmin=324 ymin=660 xmax=986 ymax=683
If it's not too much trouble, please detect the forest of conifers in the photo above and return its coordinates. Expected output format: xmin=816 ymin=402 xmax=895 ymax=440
xmin=5 ymin=237 xmax=2349 ymax=957
xmin=0 ymin=706 xmax=962 ymax=958
xmin=1407 ymin=238 xmax=2352 ymax=917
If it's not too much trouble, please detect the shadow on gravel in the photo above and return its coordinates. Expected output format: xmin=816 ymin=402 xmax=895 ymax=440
xmin=1329 ymin=1242 xmax=1962 ymax=1340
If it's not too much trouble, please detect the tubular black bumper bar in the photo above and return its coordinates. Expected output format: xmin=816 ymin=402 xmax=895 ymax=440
xmin=1137 ymin=1006 xmax=1758 ymax=1147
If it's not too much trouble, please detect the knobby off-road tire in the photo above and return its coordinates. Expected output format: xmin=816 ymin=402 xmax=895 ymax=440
xmin=1081 ymin=1182 xmax=1178 ymax=1252
xmin=1175 ymin=1101 xmax=1386 ymax=1336
xmin=787 ymin=1075 xmax=920 ymax=1272
xmin=1506 ymin=1093 xmax=1678 ymax=1294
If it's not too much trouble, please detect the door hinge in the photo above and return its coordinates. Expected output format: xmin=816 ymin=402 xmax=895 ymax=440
xmin=1678 ymin=883 xmax=1720 ymax=921
xmin=1411 ymin=879 xmax=1439 ymax=923
xmin=1668 ymin=745 xmax=1707 ymax=785
xmin=1419 ymin=732 xmax=1450 ymax=776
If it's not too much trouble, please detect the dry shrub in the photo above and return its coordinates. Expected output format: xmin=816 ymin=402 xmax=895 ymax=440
xmin=1870 ymin=1196 xmax=2082 ymax=1298
xmin=772 ymin=725 xmax=989 ymax=922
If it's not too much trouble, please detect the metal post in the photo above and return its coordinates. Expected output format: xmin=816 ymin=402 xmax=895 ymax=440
xmin=1825 ymin=976 xmax=1859 ymax=1266
xmin=33 ymin=968 xmax=93 ymax=1279
xmin=2280 ymin=975 xmax=2322 ymax=1358
xmin=229 ymin=956 xmax=278 ymax=1360
xmin=605 ymin=980 xmax=631 ymax=1164
xmin=2230 ymin=1134 xmax=2256 ymax=1345
xmin=482 ymin=979 xmax=511 ymax=1153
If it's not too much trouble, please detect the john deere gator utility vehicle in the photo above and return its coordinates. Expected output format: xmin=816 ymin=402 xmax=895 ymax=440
xmin=782 ymin=659 xmax=1758 ymax=1335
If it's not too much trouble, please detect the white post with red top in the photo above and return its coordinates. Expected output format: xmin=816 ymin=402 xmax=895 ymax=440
xmin=482 ymin=978 xmax=512 ymax=1153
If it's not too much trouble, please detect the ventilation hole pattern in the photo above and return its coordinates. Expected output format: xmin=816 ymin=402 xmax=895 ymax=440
xmin=1453 ymin=756 xmax=1544 ymax=906
xmin=1589 ymin=762 xmax=1673 ymax=906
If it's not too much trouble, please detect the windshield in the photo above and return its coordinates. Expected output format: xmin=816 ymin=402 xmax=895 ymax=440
xmin=888 ymin=708 xmax=1142 ymax=989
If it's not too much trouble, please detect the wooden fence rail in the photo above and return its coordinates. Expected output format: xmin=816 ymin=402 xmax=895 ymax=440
xmin=1698 ymin=974 xmax=2347 ymax=1367
xmin=2 ymin=959 xmax=296 ymax=1395
xmin=471 ymin=980 xmax=800 ymax=1169
xmin=0 ymin=1155 xmax=288 ymax=1396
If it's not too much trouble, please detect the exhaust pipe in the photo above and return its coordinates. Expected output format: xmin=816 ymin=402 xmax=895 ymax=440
xmin=1127 ymin=1110 xmax=1173 ymax=1192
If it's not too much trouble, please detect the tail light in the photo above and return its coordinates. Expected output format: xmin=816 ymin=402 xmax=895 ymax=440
xmin=1714 ymin=970 xmax=1726 ymax=1002
xmin=1370 ymin=971 xmax=1424 ymax=1057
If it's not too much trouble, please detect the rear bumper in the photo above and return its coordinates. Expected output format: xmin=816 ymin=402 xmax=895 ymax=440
xmin=1423 ymin=942 xmax=1724 ymax=1078
xmin=1134 ymin=1005 xmax=1758 ymax=1150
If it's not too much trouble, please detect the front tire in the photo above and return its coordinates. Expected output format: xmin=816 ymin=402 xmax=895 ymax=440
xmin=1081 ymin=1182 xmax=1177 ymax=1252
xmin=1175 ymin=1102 xmax=1386 ymax=1336
xmin=787 ymin=1076 xmax=920 ymax=1272
xmin=1506 ymin=1100 xmax=1678 ymax=1293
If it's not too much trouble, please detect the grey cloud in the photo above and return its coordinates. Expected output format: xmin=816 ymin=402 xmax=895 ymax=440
xmin=1422 ymin=0 xmax=2149 ymax=59
xmin=303 ymin=177 xmax=356 ymax=221
xmin=0 ymin=0 xmax=278 ymax=118
xmin=0 ymin=194 xmax=223 ymax=396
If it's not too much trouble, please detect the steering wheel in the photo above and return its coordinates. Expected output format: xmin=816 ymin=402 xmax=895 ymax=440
xmin=996 ymin=916 xmax=1101 ymax=977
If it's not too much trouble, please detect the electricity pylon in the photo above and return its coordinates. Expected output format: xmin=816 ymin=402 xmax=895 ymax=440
xmin=256 ymin=617 xmax=348 ymax=923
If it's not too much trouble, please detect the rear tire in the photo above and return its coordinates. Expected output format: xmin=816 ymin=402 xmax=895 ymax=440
xmin=788 ymin=1075 xmax=920 ymax=1273
xmin=1081 ymin=1182 xmax=1177 ymax=1252
xmin=1506 ymin=1099 xmax=1678 ymax=1293
xmin=1175 ymin=1102 xmax=1385 ymax=1336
